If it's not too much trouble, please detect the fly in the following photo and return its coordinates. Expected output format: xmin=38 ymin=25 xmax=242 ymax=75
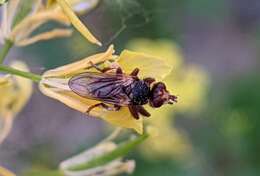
xmin=68 ymin=62 xmax=177 ymax=119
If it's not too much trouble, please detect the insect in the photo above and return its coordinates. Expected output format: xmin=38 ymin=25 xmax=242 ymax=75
xmin=68 ymin=62 xmax=177 ymax=119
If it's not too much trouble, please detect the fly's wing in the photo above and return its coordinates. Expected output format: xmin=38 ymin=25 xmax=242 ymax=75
xmin=68 ymin=72 xmax=133 ymax=105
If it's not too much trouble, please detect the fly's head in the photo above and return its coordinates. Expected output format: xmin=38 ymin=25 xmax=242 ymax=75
xmin=149 ymin=82 xmax=177 ymax=108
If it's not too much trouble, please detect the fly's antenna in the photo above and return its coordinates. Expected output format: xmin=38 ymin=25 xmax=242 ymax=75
xmin=168 ymin=95 xmax=178 ymax=104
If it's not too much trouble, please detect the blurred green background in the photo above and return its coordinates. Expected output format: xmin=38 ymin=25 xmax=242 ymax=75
xmin=1 ymin=0 xmax=260 ymax=175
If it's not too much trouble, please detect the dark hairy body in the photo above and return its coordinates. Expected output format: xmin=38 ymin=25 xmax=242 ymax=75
xmin=68 ymin=62 xmax=177 ymax=119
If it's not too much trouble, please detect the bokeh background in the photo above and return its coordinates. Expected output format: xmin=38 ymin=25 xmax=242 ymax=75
xmin=1 ymin=0 xmax=260 ymax=175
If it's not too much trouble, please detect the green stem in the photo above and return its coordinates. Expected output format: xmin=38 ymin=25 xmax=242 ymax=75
xmin=0 ymin=40 xmax=13 ymax=64
xmin=0 ymin=64 xmax=41 ymax=82
xmin=24 ymin=135 xmax=148 ymax=176
xmin=24 ymin=170 xmax=62 ymax=176
xmin=70 ymin=134 xmax=149 ymax=171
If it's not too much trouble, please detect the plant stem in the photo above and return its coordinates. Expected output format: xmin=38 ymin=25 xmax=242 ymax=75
xmin=0 ymin=64 xmax=41 ymax=82
xmin=69 ymin=134 xmax=149 ymax=171
xmin=0 ymin=40 xmax=13 ymax=64
xmin=24 ymin=169 xmax=62 ymax=176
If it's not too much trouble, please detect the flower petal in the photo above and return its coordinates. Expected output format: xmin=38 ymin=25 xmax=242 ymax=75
xmin=164 ymin=65 xmax=209 ymax=112
xmin=10 ymin=10 xmax=70 ymax=42
xmin=39 ymin=83 xmax=103 ymax=116
xmin=16 ymin=29 xmax=73 ymax=46
xmin=0 ymin=61 xmax=32 ymax=117
xmin=47 ymin=0 xmax=56 ymax=7
xmin=101 ymin=107 xmax=143 ymax=134
xmin=56 ymin=0 xmax=102 ymax=46
xmin=0 ymin=75 xmax=10 ymax=85
xmin=0 ymin=113 xmax=13 ymax=144
xmin=118 ymin=50 xmax=173 ymax=81
xmin=9 ymin=61 xmax=33 ymax=115
xmin=43 ymin=45 xmax=114 ymax=77
xmin=126 ymin=39 xmax=183 ymax=70
xmin=0 ymin=61 xmax=32 ymax=144
xmin=139 ymin=106 xmax=193 ymax=159
xmin=141 ymin=123 xmax=192 ymax=159
xmin=70 ymin=0 xmax=100 ymax=14
xmin=0 ymin=166 xmax=15 ymax=176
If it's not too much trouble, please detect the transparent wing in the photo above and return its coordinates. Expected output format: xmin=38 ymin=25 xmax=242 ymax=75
xmin=68 ymin=72 xmax=134 ymax=105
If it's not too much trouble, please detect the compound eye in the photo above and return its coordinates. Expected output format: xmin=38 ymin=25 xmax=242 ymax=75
xmin=156 ymin=82 xmax=166 ymax=90
xmin=154 ymin=83 xmax=167 ymax=94
xmin=150 ymin=98 xmax=164 ymax=108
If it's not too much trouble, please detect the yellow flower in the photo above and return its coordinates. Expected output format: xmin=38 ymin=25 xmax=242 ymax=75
xmin=0 ymin=61 xmax=32 ymax=144
xmin=0 ymin=0 xmax=100 ymax=46
xmin=126 ymin=38 xmax=208 ymax=159
xmin=39 ymin=45 xmax=173 ymax=134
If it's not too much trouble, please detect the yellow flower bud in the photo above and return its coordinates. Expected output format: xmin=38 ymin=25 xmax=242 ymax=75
xmin=0 ymin=61 xmax=32 ymax=144
xmin=0 ymin=0 xmax=100 ymax=46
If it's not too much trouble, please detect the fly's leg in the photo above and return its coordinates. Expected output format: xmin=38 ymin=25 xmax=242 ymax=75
xmin=114 ymin=104 xmax=121 ymax=110
xmin=130 ymin=68 xmax=139 ymax=76
xmin=90 ymin=61 xmax=124 ymax=74
xmin=136 ymin=105 xmax=151 ymax=117
xmin=128 ymin=105 xmax=150 ymax=119
xmin=116 ymin=67 xmax=123 ymax=74
xmin=128 ymin=105 xmax=140 ymax=119
xmin=86 ymin=103 xmax=121 ymax=114
xmin=89 ymin=61 xmax=113 ymax=73
xmin=86 ymin=103 xmax=102 ymax=114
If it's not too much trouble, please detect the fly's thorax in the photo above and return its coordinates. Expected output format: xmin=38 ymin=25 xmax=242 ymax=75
xmin=128 ymin=80 xmax=150 ymax=105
